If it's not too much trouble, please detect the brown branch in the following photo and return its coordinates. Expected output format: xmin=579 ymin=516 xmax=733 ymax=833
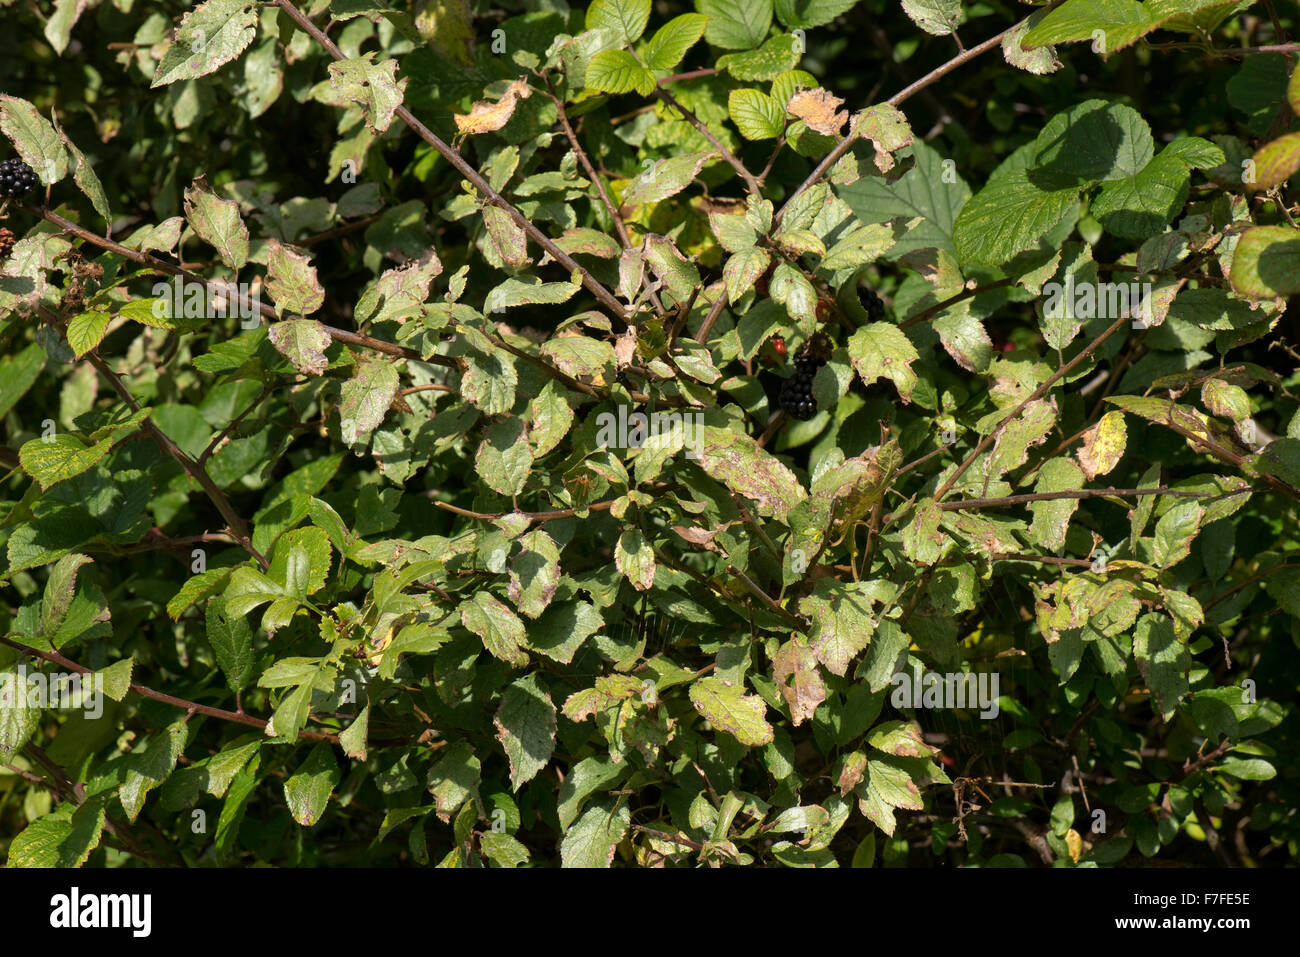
xmin=933 ymin=314 xmax=1132 ymax=502
xmin=85 ymin=351 xmax=271 ymax=569
xmin=653 ymin=87 xmax=763 ymax=196
xmin=775 ymin=4 xmax=1064 ymax=227
xmin=429 ymin=496 xmax=618 ymax=523
xmin=935 ymin=485 xmax=1237 ymax=511
xmin=1203 ymin=560 xmax=1300 ymax=611
xmin=273 ymin=0 xmax=629 ymax=325
xmin=899 ymin=278 xmax=1015 ymax=331
xmin=0 ymin=635 xmax=339 ymax=744
xmin=27 ymin=203 xmax=456 ymax=369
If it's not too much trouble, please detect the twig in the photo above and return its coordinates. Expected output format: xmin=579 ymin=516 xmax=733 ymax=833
xmin=0 ymin=635 xmax=339 ymax=743
xmin=273 ymin=0 xmax=629 ymax=325
xmin=84 ymin=351 xmax=271 ymax=569
xmin=933 ymin=314 xmax=1132 ymax=502
xmin=653 ymin=87 xmax=762 ymax=196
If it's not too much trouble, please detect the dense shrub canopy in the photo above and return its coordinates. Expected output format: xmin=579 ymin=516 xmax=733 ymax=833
xmin=0 ymin=0 xmax=1297 ymax=868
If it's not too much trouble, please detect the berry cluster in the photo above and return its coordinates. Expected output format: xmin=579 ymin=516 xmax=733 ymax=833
xmin=0 ymin=228 xmax=13 ymax=261
xmin=779 ymin=333 xmax=833 ymax=420
xmin=857 ymin=283 xmax=885 ymax=323
xmin=0 ymin=158 xmax=39 ymax=198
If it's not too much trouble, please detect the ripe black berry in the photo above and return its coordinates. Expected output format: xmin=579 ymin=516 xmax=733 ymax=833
xmin=0 ymin=158 xmax=39 ymax=198
xmin=857 ymin=283 xmax=885 ymax=323
xmin=779 ymin=333 xmax=833 ymax=420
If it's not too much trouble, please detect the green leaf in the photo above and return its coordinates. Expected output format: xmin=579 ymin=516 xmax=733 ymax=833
xmin=953 ymin=168 xmax=1080 ymax=266
xmin=184 ymin=176 xmax=249 ymax=270
xmin=476 ymin=418 xmax=533 ymax=497
xmin=427 ymin=740 xmax=481 ymax=819
xmin=847 ymin=322 xmax=920 ymax=402
xmin=728 ymin=88 xmax=786 ymax=140
xmin=65 ymin=311 xmax=111 ymax=359
xmin=623 ymin=150 xmax=714 ymax=206
xmin=119 ymin=722 xmax=188 ymax=823
xmin=557 ymin=756 xmax=629 ymax=830
xmin=838 ymin=140 xmax=970 ymax=259
xmin=717 ymin=34 xmax=801 ymax=81
xmin=265 ymin=240 xmax=325 ymax=317
xmin=1021 ymin=0 xmax=1237 ymax=54
xmin=615 ymin=528 xmax=656 ymax=591
xmin=269 ymin=319 xmax=332 ymax=376
xmin=0 ymin=668 xmax=41 ymax=761
xmin=1030 ymin=458 xmax=1085 ymax=551
xmin=689 ymin=676 xmax=774 ymax=746
xmin=1092 ymin=150 xmax=1191 ymax=240
xmin=585 ymin=50 xmax=656 ymax=96
xmin=901 ymin=0 xmax=961 ymax=36
xmin=1250 ymin=132 xmax=1300 ymax=191
xmin=561 ymin=799 xmax=631 ymax=867
xmin=0 ymin=343 xmax=45 ymax=421
xmin=151 ymin=0 xmax=260 ymax=87
xmin=20 ymin=434 xmax=116 ymax=492
xmin=699 ymin=0 xmax=774 ymax=50
xmin=98 ymin=658 xmax=134 ymax=702
xmin=586 ymin=0 xmax=653 ymax=44
xmin=724 ymin=247 xmax=772 ymax=303
xmin=339 ymin=355 xmax=399 ymax=446
xmin=326 ymin=53 xmax=407 ymax=133
xmin=0 ymin=95 xmax=70 ymax=184
xmin=775 ymin=0 xmax=859 ymax=28
xmin=797 ymin=579 xmax=880 ymax=676
xmin=7 ymin=799 xmax=106 ymax=868
xmin=1133 ymin=613 xmax=1189 ymax=720
xmin=1153 ymin=501 xmax=1203 ymax=568
xmin=461 ymin=591 xmax=529 ymax=666
xmin=494 ymin=673 xmax=557 ymax=790
xmin=697 ymin=424 xmax=808 ymax=521
xmin=1229 ymin=226 xmax=1300 ymax=298
xmin=644 ymin=13 xmax=708 ymax=71
xmin=284 ymin=742 xmax=341 ymax=826
xmin=207 ymin=595 xmax=255 ymax=692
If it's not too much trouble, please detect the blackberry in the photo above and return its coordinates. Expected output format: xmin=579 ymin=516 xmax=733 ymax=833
xmin=857 ymin=283 xmax=885 ymax=323
xmin=779 ymin=333 xmax=833 ymax=420
xmin=0 ymin=158 xmax=39 ymax=198
xmin=0 ymin=227 xmax=13 ymax=261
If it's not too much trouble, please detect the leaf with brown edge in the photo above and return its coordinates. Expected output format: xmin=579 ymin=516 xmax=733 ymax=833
xmin=772 ymin=635 xmax=825 ymax=726
xmin=494 ymin=673 xmax=557 ymax=790
xmin=697 ymin=425 xmax=807 ymax=522
xmin=850 ymin=103 xmax=913 ymax=173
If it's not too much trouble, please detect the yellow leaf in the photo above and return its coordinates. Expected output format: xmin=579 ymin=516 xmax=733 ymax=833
xmin=1065 ymin=828 xmax=1083 ymax=863
xmin=1076 ymin=410 xmax=1126 ymax=479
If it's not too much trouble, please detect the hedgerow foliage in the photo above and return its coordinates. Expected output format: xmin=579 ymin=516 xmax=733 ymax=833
xmin=0 ymin=0 xmax=1298 ymax=868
